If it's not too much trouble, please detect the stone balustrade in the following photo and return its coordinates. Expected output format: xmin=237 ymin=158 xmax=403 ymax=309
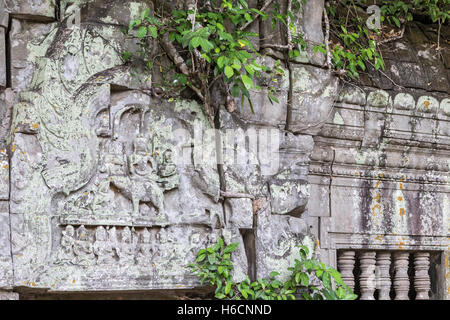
xmin=337 ymin=250 xmax=435 ymax=300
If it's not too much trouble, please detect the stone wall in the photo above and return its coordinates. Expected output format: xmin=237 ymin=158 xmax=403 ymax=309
xmin=0 ymin=0 xmax=448 ymax=299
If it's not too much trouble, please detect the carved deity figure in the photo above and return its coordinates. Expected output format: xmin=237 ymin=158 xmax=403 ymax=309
xmin=100 ymin=141 xmax=126 ymax=176
xmin=207 ymin=230 xmax=221 ymax=246
xmin=96 ymin=114 xmax=110 ymax=137
xmin=91 ymin=178 xmax=111 ymax=214
xmin=117 ymin=227 xmax=135 ymax=265
xmin=73 ymin=225 xmax=95 ymax=266
xmin=93 ymin=226 xmax=115 ymax=264
xmin=158 ymin=150 xmax=176 ymax=177
xmin=110 ymin=134 xmax=165 ymax=216
xmin=137 ymin=228 xmax=153 ymax=265
xmin=154 ymin=228 xmax=178 ymax=267
xmin=128 ymin=135 xmax=164 ymax=214
xmin=55 ymin=225 xmax=76 ymax=265
xmin=158 ymin=149 xmax=180 ymax=191
xmin=187 ymin=232 xmax=204 ymax=262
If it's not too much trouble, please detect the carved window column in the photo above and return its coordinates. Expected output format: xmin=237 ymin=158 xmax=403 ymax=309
xmin=337 ymin=251 xmax=356 ymax=291
xmin=393 ymin=252 xmax=410 ymax=300
xmin=359 ymin=251 xmax=376 ymax=300
xmin=375 ymin=252 xmax=391 ymax=300
xmin=414 ymin=252 xmax=430 ymax=300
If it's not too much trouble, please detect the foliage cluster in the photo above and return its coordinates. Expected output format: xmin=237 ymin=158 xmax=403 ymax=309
xmin=123 ymin=0 xmax=449 ymax=111
xmin=188 ymin=237 xmax=357 ymax=300
xmin=325 ymin=0 xmax=449 ymax=78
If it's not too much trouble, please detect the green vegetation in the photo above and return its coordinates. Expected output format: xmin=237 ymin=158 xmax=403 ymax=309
xmin=123 ymin=0 xmax=449 ymax=115
xmin=325 ymin=0 xmax=449 ymax=78
xmin=188 ymin=237 xmax=357 ymax=300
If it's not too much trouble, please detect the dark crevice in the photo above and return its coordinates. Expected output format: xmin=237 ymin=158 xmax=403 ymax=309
xmin=240 ymin=228 xmax=256 ymax=282
xmin=5 ymin=15 xmax=11 ymax=88
xmin=327 ymin=148 xmax=335 ymax=219
xmin=285 ymin=61 xmax=294 ymax=131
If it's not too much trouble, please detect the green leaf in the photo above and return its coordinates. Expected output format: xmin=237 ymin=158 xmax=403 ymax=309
xmin=199 ymin=38 xmax=214 ymax=52
xmin=269 ymin=271 xmax=280 ymax=278
xmin=322 ymin=272 xmax=331 ymax=289
xmin=268 ymin=94 xmax=279 ymax=104
xmin=232 ymin=63 xmax=241 ymax=70
xmin=217 ymin=56 xmax=226 ymax=69
xmin=300 ymin=273 xmax=309 ymax=286
xmin=148 ymin=26 xmax=158 ymax=38
xmin=190 ymin=37 xmax=201 ymax=49
xmin=224 ymin=66 xmax=234 ymax=79
xmin=207 ymin=253 xmax=216 ymax=264
xmin=225 ymin=281 xmax=232 ymax=295
xmin=196 ymin=253 xmax=206 ymax=262
xmin=129 ymin=19 xmax=141 ymax=30
xmin=121 ymin=51 xmax=131 ymax=61
xmin=215 ymin=293 xmax=226 ymax=299
xmin=141 ymin=8 xmax=150 ymax=20
xmin=244 ymin=64 xmax=254 ymax=76
xmin=344 ymin=293 xmax=358 ymax=300
xmin=241 ymin=74 xmax=253 ymax=90
xmin=137 ymin=26 xmax=147 ymax=38
xmin=392 ymin=17 xmax=401 ymax=28
xmin=218 ymin=266 xmax=224 ymax=274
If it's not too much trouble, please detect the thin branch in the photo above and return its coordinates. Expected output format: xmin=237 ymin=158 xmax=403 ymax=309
xmin=286 ymin=0 xmax=293 ymax=49
xmin=260 ymin=43 xmax=292 ymax=50
xmin=159 ymin=32 xmax=205 ymax=101
xmin=323 ymin=6 xmax=332 ymax=70
xmin=437 ymin=18 xmax=441 ymax=50
xmin=378 ymin=26 xmax=405 ymax=44
xmin=159 ymin=33 xmax=190 ymax=77
xmin=220 ymin=191 xmax=255 ymax=200
xmin=366 ymin=60 xmax=404 ymax=90
xmin=188 ymin=0 xmax=198 ymax=31
xmin=240 ymin=0 xmax=274 ymax=31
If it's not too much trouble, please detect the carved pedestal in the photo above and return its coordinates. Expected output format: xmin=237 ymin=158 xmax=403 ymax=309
xmin=393 ymin=252 xmax=410 ymax=300
xmin=376 ymin=252 xmax=391 ymax=300
xmin=359 ymin=251 xmax=376 ymax=300
xmin=414 ymin=252 xmax=430 ymax=300
xmin=337 ymin=251 xmax=356 ymax=291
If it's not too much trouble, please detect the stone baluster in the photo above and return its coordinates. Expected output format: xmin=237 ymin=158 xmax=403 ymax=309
xmin=337 ymin=251 xmax=356 ymax=291
xmin=393 ymin=252 xmax=410 ymax=300
xmin=359 ymin=251 xmax=376 ymax=300
xmin=414 ymin=252 xmax=430 ymax=300
xmin=376 ymin=252 xmax=391 ymax=300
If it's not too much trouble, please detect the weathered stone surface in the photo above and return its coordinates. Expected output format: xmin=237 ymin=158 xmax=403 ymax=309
xmin=9 ymin=19 xmax=56 ymax=90
xmin=2 ymin=0 xmax=55 ymax=20
xmin=0 ymin=290 xmax=19 ymax=300
xmin=256 ymin=200 xmax=311 ymax=280
xmin=0 ymin=148 xmax=8 ymax=200
xmin=0 ymin=202 xmax=13 ymax=289
xmin=289 ymin=65 xmax=339 ymax=134
xmin=309 ymin=84 xmax=449 ymax=298
xmin=0 ymin=27 xmax=5 ymax=87
xmin=0 ymin=0 xmax=448 ymax=300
